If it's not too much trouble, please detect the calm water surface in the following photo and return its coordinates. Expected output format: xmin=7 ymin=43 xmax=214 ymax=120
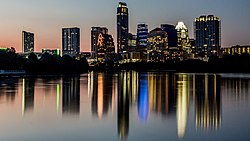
xmin=0 ymin=72 xmax=249 ymax=141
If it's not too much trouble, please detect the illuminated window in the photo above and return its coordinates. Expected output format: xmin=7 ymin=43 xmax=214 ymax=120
xmin=243 ymin=48 xmax=246 ymax=53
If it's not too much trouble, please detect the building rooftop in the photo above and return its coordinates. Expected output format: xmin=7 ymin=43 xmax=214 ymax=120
xmin=175 ymin=21 xmax=187 ymax=30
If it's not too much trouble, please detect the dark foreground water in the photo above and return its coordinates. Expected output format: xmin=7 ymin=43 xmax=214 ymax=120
xmin=0 ymin=72 xmax=249 ymax=141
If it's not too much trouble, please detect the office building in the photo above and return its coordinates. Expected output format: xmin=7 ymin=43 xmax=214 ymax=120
xmin=161 ymin=24 xmax=177 ymax=48
xmin=147 ymin=28 xmax=168 ymax=62
xmin=62 ymin=27 xmax=80 ymax=58
xmin=91 ymin=27 xmax=108 ymax=58
xmin=128 ymin=33 xmax=137 ymax=52
xmin=99 ymin=33 xmax=115 ymax=61
xmin=22 ymin=31 xmax=34 ymax=53
xmin=117 ymin=2 xmax=129 ymax=53
xmin=176 ymin=21 xmax=190 ymax=50
xmin=176 ymin=21 xmax=191 ymax=59
xmin=91 ymin=27 xmax=115 ymax=62
xmin=189 ymin=39 xmax=196 ymax=58
xmin=195 ymin=15 xmax=221 ymax=57
xmin=223 ymin=45 xmax=250 ymax=56
xmin=137 ymin=23 xmax=148 ymax=52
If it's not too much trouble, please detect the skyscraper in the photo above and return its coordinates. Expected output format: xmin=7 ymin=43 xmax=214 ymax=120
xmin=117 ymin=2 xmax=129 ymax=53
xmin=91 ymin=27 xmax=108 ymax=58
xmin=91 ymin=27 xmax=115 ymax=61
xmin=161 ymin=24 xmax=177 ymax=48
xmin=195 ymin=15 xmax=221 ymax=57
xmin=128 ymin=33 xmax=137 ymax=52
xmin=147 ymin=28 xmax=168 ymax=62
xmin=176 ymin=21 xmax=191 ymax=59
xmin=62 ymin=27 xmax=80 ymax=58
xmin=176 ymin=21 xmax=190 ymax=50
xmin=22 ymin=31 xmax=34 ymax=53
xmin=137 ymin=23 xmax=148 ymax=52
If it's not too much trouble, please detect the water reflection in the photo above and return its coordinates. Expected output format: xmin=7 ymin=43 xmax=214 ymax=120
xmin=1 ymin=72 xmax=250 ymax=140
xmin=62 ymin=76 xmax=80 ymax=116
xmin=0 ymin=78 xmax=18 ymax=103
xmin=90 ymin=72 xmax=113 ymax=119
xmin=138 ymin=74 xmax=148 ymax=121
xmin=118 ymin=72 xmax=131 ymax=140
xmin=221 ymin=76 xmax=250 ymax=104
xmin=195 ymin=75 xmax=221 ymax=131
xmin=22 ymin=78 xmax=35 ymax=115
xmin=177 ymin=74 xmax=189 ymax=139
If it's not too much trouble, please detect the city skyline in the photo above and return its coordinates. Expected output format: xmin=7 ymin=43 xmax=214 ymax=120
xmin=0 ymin=0 xmax=249 ymax=52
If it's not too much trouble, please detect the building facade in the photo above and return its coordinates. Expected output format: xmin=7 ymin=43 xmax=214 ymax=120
xmin=195 ymin=15 xmax=221 ymax=58
xmin=91 ymin=27 xmax=108 ymax=59
xmin=137 ymin=23 xmax=148 ymax=52
xmin=223 ymin=45 xmax=250 ymax=56
xmin=128 ymin=33 xmax=137 ymax=52
xmin=98 ymin=33 xmax=115 ymax=62
xmin=147 ymin=28 xmax=168 ymax=62
xmin=91 ymin=27 xmax=115 ymax=62
xmin=117 ymin=2 xmax=129 ymax=53
xmin=62 ymin=27 xmax=80 ymax=58
xmin=176 ymin=21 xmax=191 ymax=59
xmin=176 ymin=22 xmax=190 ymax=50
xmin=42 ymin=49 xmax=60 ymax=56
xmin=161 ymin=24 xmax=177 ymax=48
xmin=22 ymin=31 xmax=34 ymax=53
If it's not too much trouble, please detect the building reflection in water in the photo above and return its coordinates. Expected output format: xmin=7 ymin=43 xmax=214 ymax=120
xmin=22 ymin=78 xmax=35 ymax=116
xmin=62 ymin=76 xmax=80 ymax=116
xmin=0 ymin=78 xmax=18 ymax=104
xmin=138 ymin=73 xmax=148 ymax=121
xmin=195 ymin=74 xmax=221 ymax=131
xmin=221 ymin=76 xmax=250 ymax=104
xmin=148 ymin=72 xmax=176 ymax=118
xmin=118 ymin=71 xmax=130 ymax=141
xmin=177 ymin=74 xmax=189 ymax=139
xmin=90 ymin=72 xmax=113 ymax=119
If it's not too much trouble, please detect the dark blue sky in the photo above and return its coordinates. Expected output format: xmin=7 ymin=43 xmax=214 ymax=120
xmin=0 ymin=0 xmax=249 ymax=51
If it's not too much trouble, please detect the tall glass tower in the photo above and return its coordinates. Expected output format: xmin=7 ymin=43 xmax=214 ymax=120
xmin=195 ymin=15 xmax=221 ymax=57
xmin=176 ymin=21 xmax=189 ymax=50
xmin=22 ymin=31 xmax=34 ymax=53
xmin=62 ymin=27 xmax=80 ymax=58
xmin=91 ymin=27 xmax=108 ymax=58
xmin=117 ymin=2 xmax=129 ymax=53
xmin=137 ymin=23 xmax=148 ymax=52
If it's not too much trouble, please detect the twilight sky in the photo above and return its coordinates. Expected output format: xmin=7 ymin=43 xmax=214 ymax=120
xmin=0 ymin=0 xmax=250 ymax=52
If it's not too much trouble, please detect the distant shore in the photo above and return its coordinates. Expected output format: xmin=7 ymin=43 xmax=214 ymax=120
xmin=2 ymin=48 xmax=250 ymax=75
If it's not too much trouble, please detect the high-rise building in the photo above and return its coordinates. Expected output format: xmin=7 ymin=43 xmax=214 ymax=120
xmin=195 ymin=15 xmax=221 ymax=57
xmin=91 ymin=27 xmax=115 ymax=61
xmin=22 ymin=31 xmax=34 ymax=53
xmin=161 ymin=24 xmax=177 ymax=48
xmin=62 ymin=27 xmax=80 ymax=58
xmin=91 ymin=27 xmax=108 ymax=58
xmin=148 ymin=28 xmax=168 ymax=51
xmin=147 ymin=28 xmax=168 ymax=62
xmin=189 ymin=39 xmax=196 ymax=58
xmin=176 ymin=21 xmax=190 ymax=50
xmin=128 ymin=33 xmax=137 ymax=52
xmin=137 ymin=23 xmax=148 ymax=52
xmin=176 ymin=21 xmax=191 ymax=60
xmin=117 ymin=2 xmax=129 ymax=53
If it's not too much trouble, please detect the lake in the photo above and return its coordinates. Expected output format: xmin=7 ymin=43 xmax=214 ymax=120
xmin=0 ymin=71 xmax=249 ymax=141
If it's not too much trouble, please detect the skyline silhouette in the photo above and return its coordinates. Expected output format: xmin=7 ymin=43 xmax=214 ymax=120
xmin=0 ymin=0 xmax=249 ymax=52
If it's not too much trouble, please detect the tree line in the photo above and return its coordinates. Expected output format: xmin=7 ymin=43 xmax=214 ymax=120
xmin=0 ymin=48 xmax=88 ymax=74
xmin=1 ymin=47 xmax=250 ymax=73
